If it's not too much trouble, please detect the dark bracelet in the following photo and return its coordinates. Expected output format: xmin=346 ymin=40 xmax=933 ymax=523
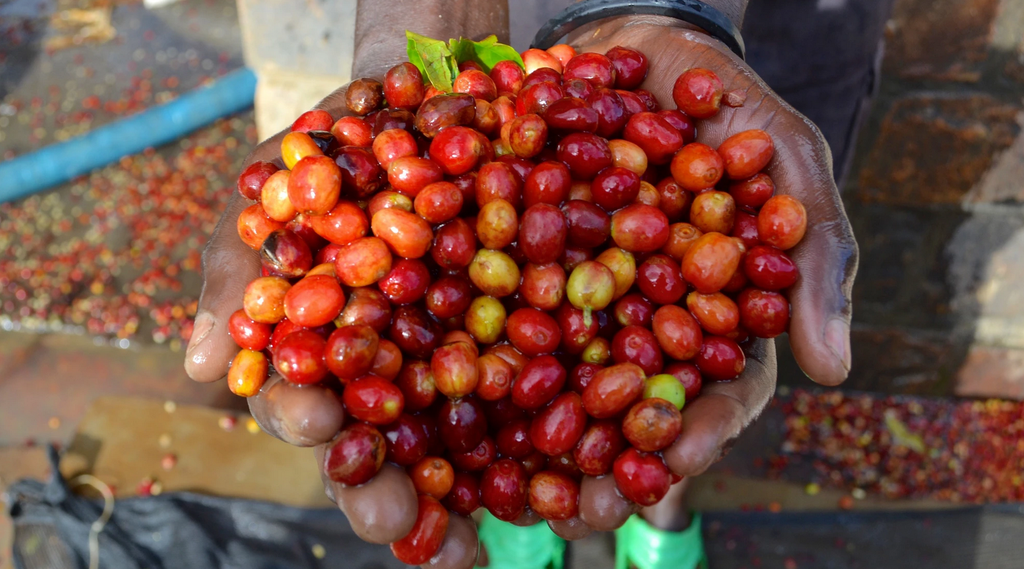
xmin=532 ymin=0 xmax=746 ymax=60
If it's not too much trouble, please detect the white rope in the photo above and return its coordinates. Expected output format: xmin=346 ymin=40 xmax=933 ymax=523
xmin=69 ymin=474 xmax=115 ymax=569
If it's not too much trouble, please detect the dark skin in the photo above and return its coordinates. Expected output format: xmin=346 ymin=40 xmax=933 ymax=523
xmin=185 ymin=2 xmax=857 ymax=566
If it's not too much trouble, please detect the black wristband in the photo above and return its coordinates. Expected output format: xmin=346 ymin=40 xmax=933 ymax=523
xmin=532 ymin=0 xmax=745 ymax=60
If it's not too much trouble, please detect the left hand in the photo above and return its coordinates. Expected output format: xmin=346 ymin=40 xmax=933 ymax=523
xmin=554 ymin=15 xmax=859 ymax=534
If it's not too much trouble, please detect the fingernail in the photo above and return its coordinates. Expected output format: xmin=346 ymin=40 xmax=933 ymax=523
xmin=186 ymin=312 xmax=214 ymax=354
xmin=826 ymin=318 xmax=851 ymax=373
xmin=184 ymin=313 xmax=215 ymax=374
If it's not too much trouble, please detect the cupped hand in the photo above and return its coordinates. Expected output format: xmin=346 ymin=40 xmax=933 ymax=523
xmin=567 ymin=16 xmax=858 ymax=503
xmin=181 ymin=81 xmax=475 ymax=568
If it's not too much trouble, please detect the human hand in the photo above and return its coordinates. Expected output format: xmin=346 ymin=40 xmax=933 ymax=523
xmin=565 ymin=15 xmax=858 ymax=494
xmin=186 ymin=0 xmax=509 ymax=562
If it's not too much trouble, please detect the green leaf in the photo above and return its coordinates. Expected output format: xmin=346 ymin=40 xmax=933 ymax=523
xmin=474 ymin=42 xmax=524 ymax=72
xmin=405 ymin=31 xmax=525 ymax=89
xmin=449 ymin=38 xmax=474 ymax=65
xmin=448 ymin=35 xmax=524 ymax=74
xmin=406 ymin=31 xmax=454 ymax=92
xmin=447 ymin=52 xmax=460 ymax=82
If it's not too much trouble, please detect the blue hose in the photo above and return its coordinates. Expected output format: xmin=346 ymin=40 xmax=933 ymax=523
xmin=0 ymin=67 xmax=258 ymax=204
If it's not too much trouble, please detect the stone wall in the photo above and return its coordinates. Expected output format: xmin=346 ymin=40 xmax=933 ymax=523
xmin=822 ymin=0 xmax=1024 ymax=399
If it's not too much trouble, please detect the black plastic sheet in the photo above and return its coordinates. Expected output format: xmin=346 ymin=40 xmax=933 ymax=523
xmin=6 ymin=448 xmax=405 ymax=569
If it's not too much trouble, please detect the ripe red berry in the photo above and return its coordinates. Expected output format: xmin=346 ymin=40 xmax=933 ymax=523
xmin=450 ymin=435 xmax=497 ymax=472
xmin=672 ymin=68 xmax=724 ymax=119
xmin=454 ymin=69 xmax=497 ymax=101
xmin=432 ymin=340 xmax=480 ymax=398
xmin=383 ymin=62 xmax=426 ymax=110
xmin=686 ymin=291 xmax=740 ymax=336
xmin=544 ymin=97 xmax=599 ymax=134
xmin=491 ymin=60 xmax=525 ymax=94
xmin=718 ymin=129 xmax=774 ymax=180
xmin=591 ymin=166 xmax=641 ymax=211
xmin=737 ymin=288 xmax=790 ymax=338
xmin=512 ymin=355 xmax=567 ymax=409
xmin=636 ymin=255 xmax=686 ymax=305
xmin=694 ymin=336 xmax=746 ymax=381
xmin=324 ymin=423 xmax=386 ymax=486
xmin=613 ymin=448 xmax=671 ymax=506
xmin=757 ymin=195 xmax=807 ymax=250
xmin=444 ymin=471 xmax=482 ymax=516
xmin=481 ymin=458 xmax=529 ymax=522
xmin=581 ymin=362 xmax=646 ymax=419
xmin=681 ymin=232 xmax=742 ymax=293
xmin=623 ymin=112 xmax=683 ymax=165
xmin=622 ymin=398 xmax=683 ymax=451
xmin=519 ymin=204 xmax=567 ymax=265
xmin=228 ymin=309 xmax=273 ymax=351
xmin=730 ymin=172 xmax=775 ymax=209
xmin=381 ymin=414 xmax=429 ymax=466
xmin=496 ymin=418 xmax=535 ymax=459
xmin=605 ymin=46 xmax=648 ymax=90
xmin=663 ymin=362 xmax=703 ymax=402
xmin=557 ymin=133 xmax=613 ymax=180
xmin=529 ymin=471 xmax=580 ymax=521
xmin=288 ymin=155 xmax=342 ymax=216
xmin=671 ymin=143 xmax=725 ymax=191
xmin=394 ymin=360 xmax=437 ymax=412
xmin=529 ymin=392 xmax=587 ymax=456
xmin=611 ymin=204 xmax=670 ymax=253
xmin=611 ymin=325 xmax=664 ymax=376
xmin=390 ymin=495 xmax=448 ymax=565
xmin=343 ymin=375 xmax=404 ymax=425
xmin=237 ymin=161 xmax=279 ymax=201
xmin=273 ymin=330 xmax=329 ymax=385
xmin=437 ymin=396 xmax=487 ymax=453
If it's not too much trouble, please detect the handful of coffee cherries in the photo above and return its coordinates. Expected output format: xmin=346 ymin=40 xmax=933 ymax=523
xmin=227 ymin=33 xmax=805 ymax=565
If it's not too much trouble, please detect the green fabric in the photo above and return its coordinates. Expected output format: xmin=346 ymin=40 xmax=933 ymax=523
xmin=614 ymin=514 xmax=708 ymax=569
xmin=476 ymin=511 xmax=566 ymax=569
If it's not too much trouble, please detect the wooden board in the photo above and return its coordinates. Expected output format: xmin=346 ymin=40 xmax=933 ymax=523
xmin=59 ymin=396 xmax=333 ymax=508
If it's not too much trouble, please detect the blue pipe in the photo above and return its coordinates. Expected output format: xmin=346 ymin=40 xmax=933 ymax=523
xmin=0 ymin=67 xmax=258 ymax=204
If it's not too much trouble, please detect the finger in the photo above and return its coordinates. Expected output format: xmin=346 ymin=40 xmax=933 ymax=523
xmin=423 ymin=514 xmax=479 ymax=569
xmin=548 ymin=516 xmax=593 ymax=541
xmin=577 ymin=474 xmax=638 ymax=531
xmin=511 ymin=508 xmax=542 ymax=527
xmin=315 ymin=457 xmax=419 ymax=545
xmin=663 ymin=338 xmax=776 ymax=477
xmin=184 ymin=191 xmax=261 ymax=383
xmin=184 ymin=86 xmax=350 ymax=384
xmin=768 ymin=132 xmax=857 ymax=386
xmin=249 ymin=373 xmax=344 ymax=446
xmin=477 ymin=542 xmax=490 ymax=568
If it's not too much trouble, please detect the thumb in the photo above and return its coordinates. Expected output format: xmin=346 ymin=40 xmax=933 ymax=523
xmin=184 ymin=190 xmax=262 ymax=382
xmin=185 ymin=92 xmax=350 ymax=383
xmin=766 ymin=119 xmax=858 ymax=386
xmin=184 ymin=125 xmax=292 ymax=383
